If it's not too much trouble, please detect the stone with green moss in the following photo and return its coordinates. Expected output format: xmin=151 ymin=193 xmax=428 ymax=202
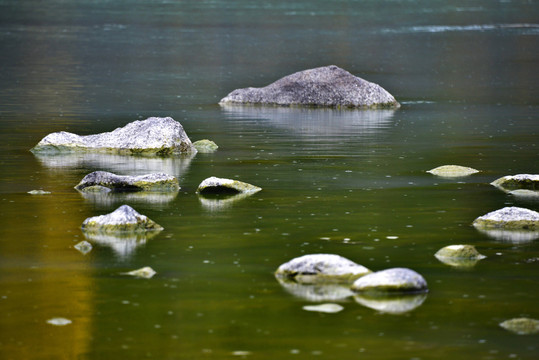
xmin=75 ymin=171 xmax=179 ymax=193
xmin=426 ymin=165 xmax=479 ymax=177
xmin=197 ymin=176 xmax=261 ymax=195
xmin=351 ymin=268 xmax=428 ymax=294
xmin=491 ymin=174 xmax=539 ymax=192
xmin=499 ymin=318 xmax=539 ymax=335
xmin=435 ymin=244 xmax=486 ymax=267
xmin=81 ymin=205 xmax=163 ymax=234
xmin=193 ymin=139 xmax=218 ymax=153
xmin=473 ymin=207 xmax=539 ymax=230
xmin=30 ymin=117 xmax=196 ymax=155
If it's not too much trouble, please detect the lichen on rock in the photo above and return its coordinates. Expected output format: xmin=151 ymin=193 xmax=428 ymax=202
xmin=351 ymin=268 xmax=428 ymax=294
xmin=219 ymin=65 xmax=400 ymax=109
xmin=75 ymin=171 xmax=179 ymax=193
xmin=426 ymin=165 xmax=479 ymax=177
xmin=472 ymin=207 xmax=539 ymax=230
xmin=81 ymin=205 xmax=163 ymax=234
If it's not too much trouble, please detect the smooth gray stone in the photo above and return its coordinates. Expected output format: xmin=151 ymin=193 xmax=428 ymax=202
xmin=351 ymin=268 xmax=428 ymax=294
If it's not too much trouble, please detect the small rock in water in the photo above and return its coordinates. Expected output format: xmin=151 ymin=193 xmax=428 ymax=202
xmin=28 ymin=190 xmax=51 ymax=195
xmin=123 ymin=266 xmax=156 ymax=278
xmin=434 ymin=244 xmax=486 ymax=267
xmin=499 ymin=317 xmax=539 ymax=335
xmin=197 ymin=177 xmax=261 ymax=195
xmin=47 ymin=317 xmax=72 ymax=326
xmin=426 ymin=165 xmax=479 ymax=177
xmin=74 ymin=241 xmax=93 ymax=255
xmin=302 ymin=303 xmax=344 ymax=313
xmin=231 ymin=351 xmax=252 ymax=356
xmin=491 ymin=174 xmax=539 ymax=192
xmin=472 ymin=206 xmax=539 ymax=230
xmin=351 ymin=268 xmax=428 ymax=294
xmin=192 ymin=139 xmax=218 ymax=153
xmin=81 ymin=205 xmax=163 ymax=233
xmin=75 ymin=171 xmax=179 ymax=193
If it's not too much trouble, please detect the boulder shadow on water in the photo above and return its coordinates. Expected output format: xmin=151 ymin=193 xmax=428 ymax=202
xmin=353 ymin=293 xmax=428 ymax=315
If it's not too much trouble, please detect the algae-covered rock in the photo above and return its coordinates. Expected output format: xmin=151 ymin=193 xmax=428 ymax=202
xmin=434 ymin=244 xmax=486 ymax=267
xmin=81 ymin=205 xmax=163 ymax=234
xmin=491 ymin=174 xmax=539 ymax=192
xmin=354 ymin=293 xmax=427 ymax=314
xmin=197 ymin=176 xmax=261 ymax=195
xmin=123 ymin=266 xmax=156 ymax=279
xmin=275 ymin=254 xmax=371 ymax=284
xmin=31 ymin=117 xmax=196 ymax=155
xmin=220 ymin=65 xmax=400 ymax=109
xmin=28 ymin=190 xmax=51 ymax=195
xmin=193 ymin=139 xmax=218 ymax=153
xmin=75 ymin=171 xmax=179 ymax=193
xmin=426 ymin=165 xmax=479 ymax=177
xmin=351 ymin=268 xmax=428 ymax=294
xmin=499 ymin=317 xmax=539 ymax=335
xmin=472 ymin=207 xmax=539 ymax=230
xmin=74 ymin=240 xmax=93 ymax=255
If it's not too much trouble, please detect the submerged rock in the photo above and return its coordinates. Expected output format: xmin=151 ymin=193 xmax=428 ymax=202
xmin=472 ymin=207 xmax=539 ymax=230
xmin=275 ymin=254 xmax=371 ymax=284
xmin=75 ymin=171 xmax=179 ymax=193
xmin=354 ymin=293 xmax=427 ymax=314
xmin=491 ymin=174 xmax=539 ymax=192
xmin=499 ymin=318 xmax=539 ymax=335
xmin=46 ymin=317 xmax=72 ymax=326
xmin=193 ymin=139 xmax=218 ymax=153
xmin=27 ymin=190 xmax=51 ymax=195
xmin=31 ymin=117 xmax=196 ymax=155
xmin=81 ymin=205 xmax=163 ymax=234
xmin=426 ymin=165 xmax=479 ymax=177
xmin=74 ymin=240 xmax=93 ymax=255
xmin=197 ymin=176 xmax=261 ymax=195
xmin=302 ymin=303 xmax=344 ymax=313
xmin=351 ymin=268 xmax=428 ymax=294
xmin=434 ymin=244 xmax=486 ymax=267
xmin=123 ymin=266 xmax=157 ymax=279
xmin=219 ymin=65 xmax=400 ymax=109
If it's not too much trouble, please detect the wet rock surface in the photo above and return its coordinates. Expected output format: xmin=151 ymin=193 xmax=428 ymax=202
xmin=75 ymin=171 xmax=179 ymax=193
xmin=220 ymin=65 xmax=400 ymax=109
xmin=351 ymin=268 xmax=428 ymax=294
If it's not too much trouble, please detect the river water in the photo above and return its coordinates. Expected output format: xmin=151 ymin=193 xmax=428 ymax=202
xmin=0 ymin=0 xmax=538 ymax=359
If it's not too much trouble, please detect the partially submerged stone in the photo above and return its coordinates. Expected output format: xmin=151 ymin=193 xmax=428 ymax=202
xmin=75 ymin=171 xmax=179 ymax=193
xmin=434 ymin=245 xmax=486 ymax=267
xmin=46 ymin=317 xmax=72 ymax=326
xmin=193 ymin=139 xmax=218 ymax=153
xmin=123 ymin=266 xmax=156 ymax=279
xmin=275 ymin=254 xmax=371 ymax=284
xmin=219 ymin=65 xmax=400 ymax=109
xmin=74 ymin=240 xmax=93 ymax=255
xmin=472 ymin=207 xmax=539 ymax=230
xmin=354 ymin=293 xmax=427 ymax=315
xmin=351 ymin=268 xmax=428 ymax=294
xmin=491 ymin=174 xmax=539 ymax=192
xmin=426 ymin=165 xmax=479 ymax=177
xmin=81 ymin=205 xmax=163 ymax=233
xmin=499 ymin=317 xmax=539 ymax=335
xmin=31 ymin=117 xmax=196 ymax=155
xmin=302 ymin=303 xmax=344 ymax=313
xmin=28 ymin=190 xmax=51 ymax=195
xmin=197 ymin=176 xmax=261 ymax=195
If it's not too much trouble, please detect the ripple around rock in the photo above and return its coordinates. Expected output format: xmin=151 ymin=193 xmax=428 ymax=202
xmin=219 ymin=65 xmax=400 ymax=109
xmin=426 ymin=165 xmax=479 ymax=177
xmin=275 ymin=254 xmax=371 ymax=284
xmin=472 ymin=206 xmax=539 ymax=230
xmin=81 ymin=205 xmax=163 ymax=234
xmin=351 ymin=268 xmax=428 ymax=294
xmin=31 ymin=116 xmax=196 ymax=155
xmin=75 ymin=171 xmax=179 ymax=193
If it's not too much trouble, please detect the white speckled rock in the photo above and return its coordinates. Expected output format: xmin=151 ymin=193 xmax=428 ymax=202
xmin=275 ymin=254 xmax=371 ymax=284
xmin=81 ymin=205 xmax=163 ymax=233
xmin=220 ymin=65 xmax=400 ymax=109
xmin=75 ymin=171 xmax=179 ymax=192
xmin=472 ymin=207 xmax=539 ymax=230
xmin=197 ymin=176 xmax=261 ymax=195
xmin=351 ymin=268 xmax=428 ymax=293
xmin=31 ymin=117 xmax=196 ymax=155
xmin=426 ymin=165 xmax=479 ymax=177
xmin=491 ymin=174 xmax=539 ymax=192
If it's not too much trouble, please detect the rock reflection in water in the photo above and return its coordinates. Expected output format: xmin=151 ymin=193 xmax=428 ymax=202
xmin=475 ymin=228 xmax=539 ymax=243
xmin=220 ymin=105 xmax=396 ymax=137
xmin=198 ymin=193 xmax=255 ymax=212
xmin=33 ymin=152 xmax=194 ymax=178
xmin=353 ymin=293 xmax=428 ymax=314
xmin=275 ymin=277 xmax=354 ymax=302
xmin=82 ymin=231 xmax=160 ymax=259
xmin=79 ymin=190 xmax=178 ymax=207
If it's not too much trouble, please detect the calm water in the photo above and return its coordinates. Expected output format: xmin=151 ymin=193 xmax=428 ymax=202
xmin=1 ymin=0 xmax=538 ymax=359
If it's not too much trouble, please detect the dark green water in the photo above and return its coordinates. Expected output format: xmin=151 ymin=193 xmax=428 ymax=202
xmin=1 ymin=1 xmax=538 ymax=359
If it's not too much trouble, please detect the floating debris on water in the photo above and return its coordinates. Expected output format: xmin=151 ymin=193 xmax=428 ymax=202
xmin=47 ymin=317 xmax=72 ymax=326
xmin=302 ymin=303 xmax=344 ymax=313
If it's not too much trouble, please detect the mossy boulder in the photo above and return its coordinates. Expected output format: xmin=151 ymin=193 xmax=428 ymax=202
xmin=472 ymin=207 xmax=539 ymax=230
xmin=426 ymin=165 xmax=479 ymax=177
xmin=193 ymin=139 xmax=218 ymax=153
xmin=219 ymin=65 xmax=400 ymax=109
xmin=435 ymin=244 xmax=486 ymax=267
xmin=197 ymin=176 xmax=261 ymax=195
xmin=491 ymin=174 xmax=539 ymax=192
xmin=75 ymin=171 xmax=179 ymax=193
xmin=351 ymin=268 xmax=428 ymax=294
xmin=499 ymin=318 xmax=539 ymax=335
xmin=275 ymin=254 xmax=371 ymax=284
xmin=31 ymin=117 xmax=196 ymax=155
xmin=81 ymin=205 xmax=163 ymax=234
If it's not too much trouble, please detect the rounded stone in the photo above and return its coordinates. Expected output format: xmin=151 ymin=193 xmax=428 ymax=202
xmin=197 ymin=176 xmax=261 ymax=195
xmin=499 ymin=318 xmax=539 ymax=335
xmin=351 ymin=268 xmax=428 ymax=294
xmin=75 ymin=171 xmax=179 ymax=193
xmin=491 ymin=174 xmax=539 ymax=192
xmin=193 ymin=139 xmax=218 ymax=153
xmin=426 ymin=165 xmax=479 ymax=177
xmin=472 ymin=206 xmax=539 ymax=230
xmin=81 ymin=205 xmax=163 ymax=233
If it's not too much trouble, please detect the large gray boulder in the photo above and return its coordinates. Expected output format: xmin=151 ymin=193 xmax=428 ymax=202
xmin=81 ymin=205 xmax=163 ymax=234
xmin=31 ymin=117 xmax=196 ymax=155
xmin=472 ymin=207 xmax=539 ymax=230
xmin=491 ymin=174 xmax=539 ymax=192
xmin=351 ymin=268 xmax=428 ymax=294
xmin=219 ymin=65 xmax=400 ymax=109
xmin=275 ymin=254 xmax=371 ymax=284
xmin=75 ymin=171 xmax=179 ymax=193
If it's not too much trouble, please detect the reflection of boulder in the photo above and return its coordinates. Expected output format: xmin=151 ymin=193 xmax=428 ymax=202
xmin=474 ymin=228 xmax=539 ymax=243
xmin=275 ymin=254 xmax=371 ymax=284
xmin=82 ymin=231 xmax=158 ymax=259
xmin=351 ymin=268 xmax=428 ymax=294
xmin=80 ymin=191 xmax=178 ymax=207
xmin=354 ymin=293 xmax=427 ymax=314
xmin=33 ymin=152 xmax=194 ymax=178
xmin=275 ymin=276 xmax=354 ymax=302
xmin=31 ymin=117 xmax=196 ymax=155
xmin=75 ymin=171 xmax=179 ymax=192
xmin=426 ymin=165 xmax=479 ymax=177
xmin=220 ymin=65 xmax=400 ymax=109
xmin=434 ymin=245 xmax=486 ymax=268
xmin=198 ymin=193 xmax=253 ymax=212
xmin=221 ymin=104 xmax=396 ymax=137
